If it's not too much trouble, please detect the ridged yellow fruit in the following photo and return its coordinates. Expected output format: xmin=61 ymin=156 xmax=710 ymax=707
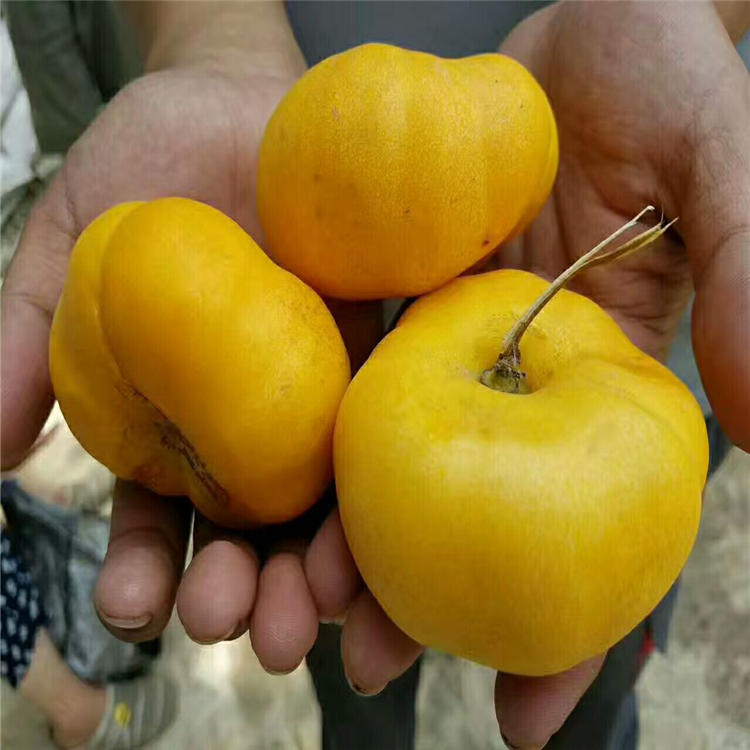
xmin=335 ymin=269 xmax=707 ymax=675
xmin=50 ymin=198 xmax=350 ymax=527
xmin=257 ymin=43 xmax=558 ymax=300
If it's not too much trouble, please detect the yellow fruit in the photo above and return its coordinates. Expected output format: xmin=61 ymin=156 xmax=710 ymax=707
xmin=257 ymin=43 xmax=558 ymax=300
xmin=50 ymin=198 xmax=350 ymax=527
xmin=335 ymin=269 xmax=707 ymax=675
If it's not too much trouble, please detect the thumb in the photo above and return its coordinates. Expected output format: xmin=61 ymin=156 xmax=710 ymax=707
xmin=674 ymin=32 xmax=750 ymax=452
xmin=1 ymin=175 xmax=76 ymax=468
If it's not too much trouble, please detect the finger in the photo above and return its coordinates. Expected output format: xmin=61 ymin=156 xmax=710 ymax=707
xmin=341 ymin=589 xmax=424 ymax=696
xmin=304 ymin=509 xmax=361 ymax=622
xmin=176 ymin=516 xmax=260 ymax=644
xmin=661 ymin=5 xmax=750 ymax=451
xmin=1 ymin=177 xmax=76 ymax=468
xmin=94 ymin=480 xmax=191 ymax=642
xmin=495 ymin=653 xmax=606 ymax=749
xmin=691 ymin=221 xmax=750 ymax=453
xmin=250 ymin=552 xmax=318 ymax=674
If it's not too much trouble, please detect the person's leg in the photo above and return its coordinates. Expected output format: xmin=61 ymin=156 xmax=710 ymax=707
xmin=307 ymin=623 xmax=422 ymax=750
xmin=1 ymin=525 xmax=104 ymax=747
xmin=2 ymin=526 xmax=176 ymax=749
xmin=18 ymin=628 xmax=178 ymax=750
xmin=18 ymin=628 xmax=108 ymax=748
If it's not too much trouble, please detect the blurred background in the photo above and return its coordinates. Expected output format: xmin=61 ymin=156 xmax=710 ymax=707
xmin=2 ymin=6 xmax=749 ymax=750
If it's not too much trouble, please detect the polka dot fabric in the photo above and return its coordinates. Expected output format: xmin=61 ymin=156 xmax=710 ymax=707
xmin=1 ymin=529 xmax=46 ymax=687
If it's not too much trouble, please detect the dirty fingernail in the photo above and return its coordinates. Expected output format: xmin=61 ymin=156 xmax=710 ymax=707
xmin=265 ymin=666 xmax=297 ymax=676
xmin=501 ymin=733 xmax=546 ymax=750
xmin=319 ymin=615 xmax=346 ymax=625
xmin=345 ymin=672 xmax=387 ymax=697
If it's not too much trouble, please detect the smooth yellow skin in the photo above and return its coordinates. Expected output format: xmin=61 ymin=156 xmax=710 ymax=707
xmin=257 ymin=43 xmax=558 ymax=300
xmin=50 ymin=198 xmax=350 ymax=528
xmin=335 ymin=270 xmax=708 ymax=675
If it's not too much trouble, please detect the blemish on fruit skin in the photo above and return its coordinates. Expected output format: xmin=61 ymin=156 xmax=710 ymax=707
xmin=313 ymin=173 xmax=321 ymax=183
xmin=404 ymin=208 xmax=411 ymax=216
xmin=160 ymin=419 xmax=230 ymax=507
xmin=482 ymin=237 xmax=491 ymax=247
xmin=130 ymin=386 xmax=230 ymax=506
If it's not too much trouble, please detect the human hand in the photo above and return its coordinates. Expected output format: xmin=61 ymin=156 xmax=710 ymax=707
xmin=0 ymin=2 xmax=387 ymax=676
xmin=320 ymin=1 xmax=750 ymax=743
xmin=481 ymin=2 xmax=749 ymax=746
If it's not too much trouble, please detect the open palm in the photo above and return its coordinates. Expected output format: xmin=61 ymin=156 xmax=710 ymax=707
xmin=1 ymin=66 xmax=382 ymax=673
xmin=485 ymin=2 xmax=750 ymax=746
xmin=497 ymin=2 xmax=749 ymax=416
xmin=3 ymin=67 xmax=284 ymax=462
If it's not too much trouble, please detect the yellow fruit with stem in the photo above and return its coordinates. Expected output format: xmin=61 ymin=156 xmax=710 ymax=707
xmin=335 ymin=208 xmax=708 ymax=675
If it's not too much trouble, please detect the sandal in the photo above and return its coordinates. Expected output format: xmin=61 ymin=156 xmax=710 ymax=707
xmin=86 ymin=674 xmax=177 ymax=749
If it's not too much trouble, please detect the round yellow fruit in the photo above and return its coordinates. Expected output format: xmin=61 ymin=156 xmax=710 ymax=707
xmin=335 ymin=269 xmax=707 ymax=675
xmin=50 ymin=198 xmax=350 ymax=528
xmin=257 ymin=43 xmax=558 ymax=300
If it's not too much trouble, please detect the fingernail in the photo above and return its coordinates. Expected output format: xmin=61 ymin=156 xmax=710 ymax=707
xmin=501 ymin=733 xmax=546 ymax=750
xmin=340 ymin=632 xmax=387 ymax=696
xmin=101 ymin=613 xmax=152 ymax=630
xmin=344 ymin=672 xmax=386 ymax=697
xmin=319 ymin=616 xmax=346 ymax=625
xmin=191 ymin=622 xmax=243 ymax=645
xmin=265 ymin=666 xmax=297 ymax=676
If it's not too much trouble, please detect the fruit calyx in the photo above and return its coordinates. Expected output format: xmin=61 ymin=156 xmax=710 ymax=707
xmin=480 ymin=206 xmax=677 ymax=394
